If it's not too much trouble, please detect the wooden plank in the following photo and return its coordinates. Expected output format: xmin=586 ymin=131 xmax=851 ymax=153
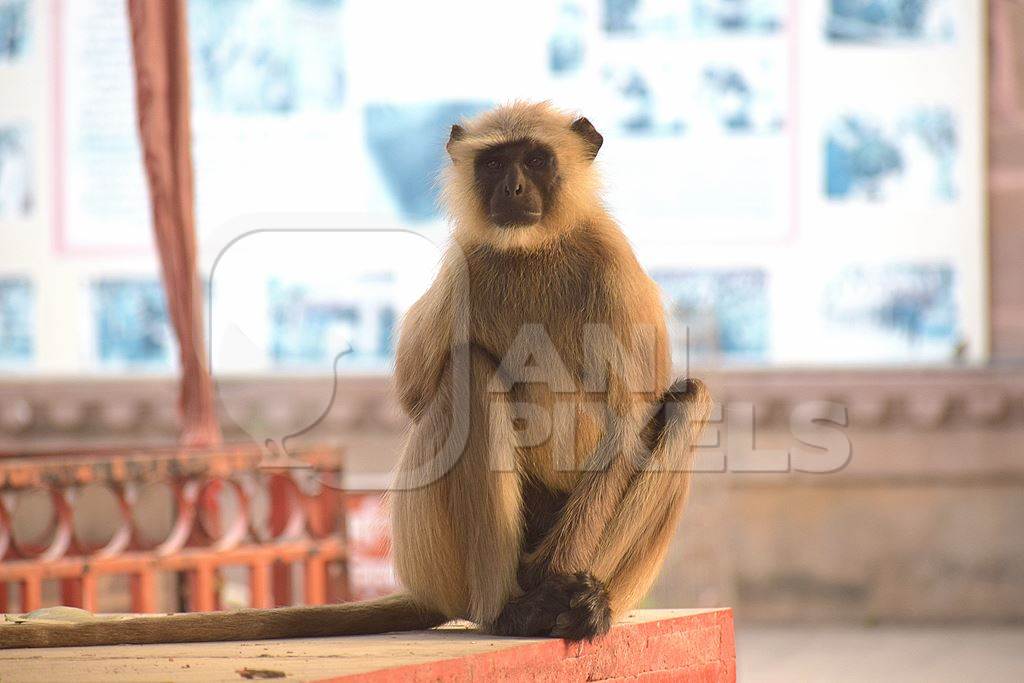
xmin=0 ymin=609 xmax=733 ymax=682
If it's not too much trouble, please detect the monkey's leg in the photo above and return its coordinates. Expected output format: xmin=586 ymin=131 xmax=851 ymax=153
xmin=512 ymin=395 xmax=653 ymax=590
xmin=589 ymin=473 xmax=691 ymax=620
xmin=391 ymin=344 xmax=524 ymax=626
xmin=492 ymin=378 xmax=711 ymax=640
xmin=586 ymin=379 xmax=711 ymax=617
xmin=518 ymin=375 xmax=711 ymax=586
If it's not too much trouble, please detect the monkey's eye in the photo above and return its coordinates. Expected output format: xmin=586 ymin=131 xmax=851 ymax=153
xmin=525 ymin=154 xmax=547 ymax=169
xmin=484 ymin=158 xmax=503 ymax=170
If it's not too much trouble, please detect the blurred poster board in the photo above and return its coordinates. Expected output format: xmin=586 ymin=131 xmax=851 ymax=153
xmin=52 ymin=0 xmax=986 ymax=368
xmin=57 ymin=0 xmax=151 ymax=252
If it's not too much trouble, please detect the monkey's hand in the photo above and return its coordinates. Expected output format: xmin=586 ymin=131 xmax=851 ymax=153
xmin=394 ymin=336 xmax=460 ymax=422
xmin=394 ymin=371 xmax=438 ymax=422
xmin=491 ymin=572 xmax=612 ymax=642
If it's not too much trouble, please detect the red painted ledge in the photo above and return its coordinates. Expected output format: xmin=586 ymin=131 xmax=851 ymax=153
xmin=0 ymin=608 xmax=735 ymax=682
xmin=328 ymin=609 xmax=736 ymax=683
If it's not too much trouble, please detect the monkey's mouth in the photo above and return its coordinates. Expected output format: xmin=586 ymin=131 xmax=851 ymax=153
xmin=490 ymin=210 xmax=542 ymax=228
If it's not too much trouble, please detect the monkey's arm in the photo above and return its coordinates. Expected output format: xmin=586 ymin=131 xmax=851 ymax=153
xmin=394 ymin=272 xmax=456 ymax=421
xmin=392 ymin=344 xmax=525 ymax=627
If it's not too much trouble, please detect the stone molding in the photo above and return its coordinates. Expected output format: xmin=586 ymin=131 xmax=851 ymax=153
xmin=1 ymin=367 xmax=1022 ymax=452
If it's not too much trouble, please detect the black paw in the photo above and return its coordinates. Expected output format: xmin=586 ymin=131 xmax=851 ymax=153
xmin=491 ymin=572 xmax=612 ymax=642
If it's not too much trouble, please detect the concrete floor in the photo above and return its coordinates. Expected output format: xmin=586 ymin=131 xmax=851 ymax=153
xmin=737 ymin=625 xmax=1024 ymax=682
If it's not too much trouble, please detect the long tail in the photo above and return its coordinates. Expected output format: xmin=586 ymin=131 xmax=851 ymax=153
xmin=0 ymin=593 xmax=447 ymax=649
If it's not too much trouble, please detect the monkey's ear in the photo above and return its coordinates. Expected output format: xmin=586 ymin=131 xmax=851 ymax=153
xmin=570 ymin=117 xmax=603 ymax=161
xmin=446 ymin=124 xmax=466 ymax=157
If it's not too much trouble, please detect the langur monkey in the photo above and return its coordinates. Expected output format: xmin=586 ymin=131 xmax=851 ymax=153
xmin=1 ymin=102 xmax=711 ymax=649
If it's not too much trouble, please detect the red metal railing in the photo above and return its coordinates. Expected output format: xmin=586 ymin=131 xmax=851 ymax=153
xmin=0 ymin=444 xmax=350 ymax=613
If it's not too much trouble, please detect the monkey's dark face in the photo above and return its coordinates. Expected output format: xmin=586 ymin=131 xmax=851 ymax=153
xmin=474 ymin=140 xmax=559 ymax=228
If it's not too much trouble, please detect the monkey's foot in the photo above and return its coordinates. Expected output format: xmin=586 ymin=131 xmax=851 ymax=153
xmin=549 ymin=572 xmax=613 ymax=641
xmin=667 ymin=376 xmax=707 ymax=401
xmin=491 ymin=572 xmax=612 ymax=642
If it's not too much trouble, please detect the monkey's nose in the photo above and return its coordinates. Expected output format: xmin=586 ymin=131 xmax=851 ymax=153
xmin=503 ymin=183 xmax=523 ymax=197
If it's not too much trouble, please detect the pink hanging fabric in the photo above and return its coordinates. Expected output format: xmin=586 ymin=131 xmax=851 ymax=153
xmin=127 ymin=0 xmax=221 ymax=446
